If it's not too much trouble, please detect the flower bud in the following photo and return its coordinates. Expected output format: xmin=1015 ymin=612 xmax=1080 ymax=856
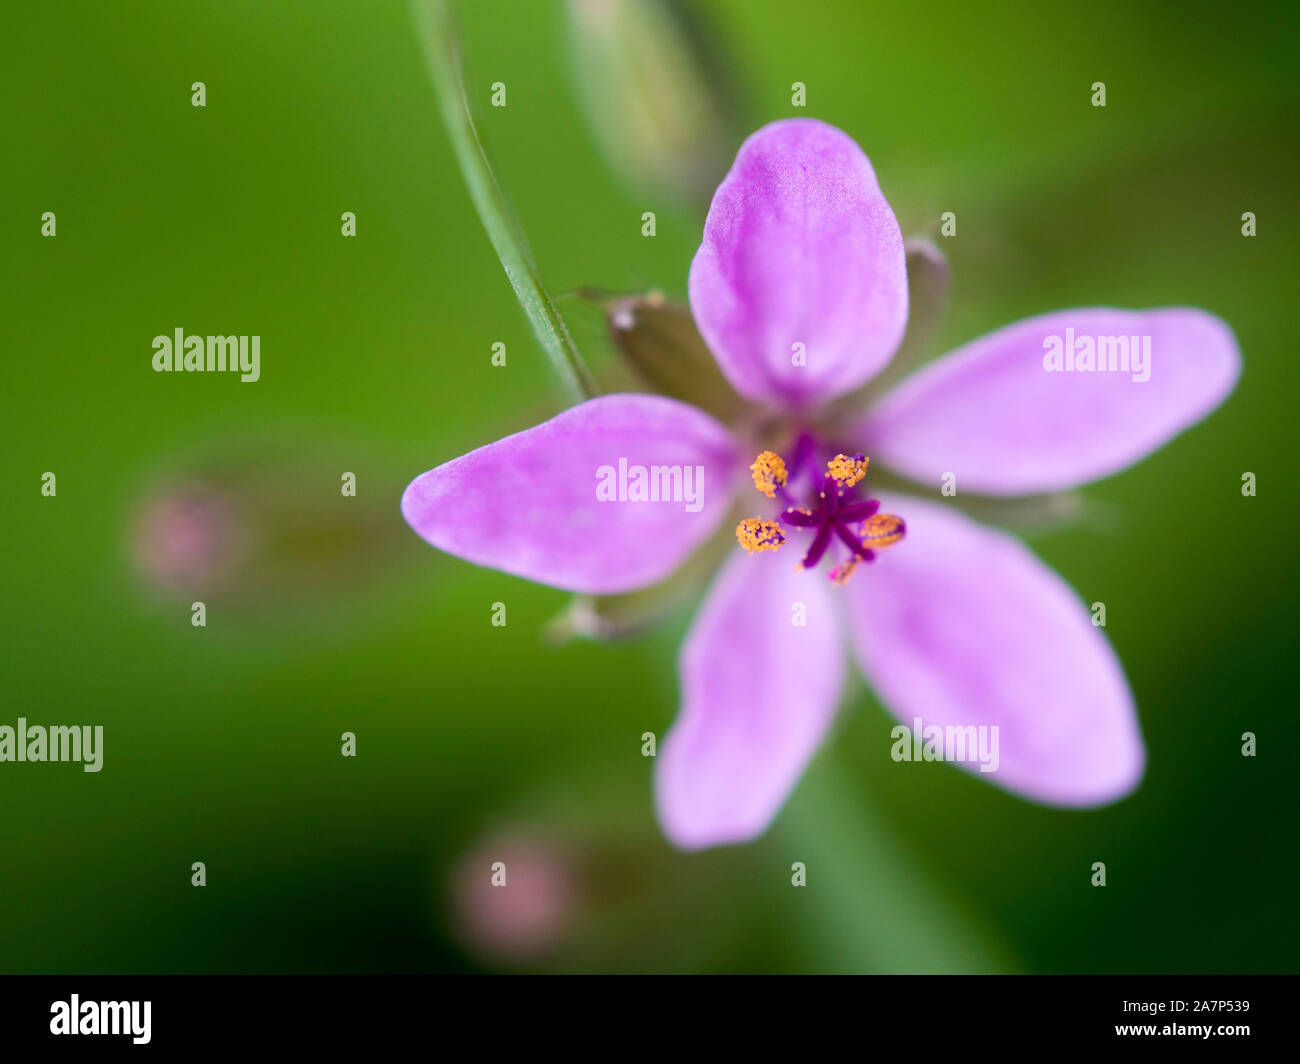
xmin=449 ymin=832 xmax=578 ymax=964
xmin=129 ymin=437 xmax=419 ymax=621
xmin=565 ymin=0 xmax=737 ymax=209
xmin=594 ymin=290 xmax=748 ymax=423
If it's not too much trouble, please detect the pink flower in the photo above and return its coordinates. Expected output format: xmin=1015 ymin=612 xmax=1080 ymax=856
xmin=402 ymin=119 xmax=1240 ymax=850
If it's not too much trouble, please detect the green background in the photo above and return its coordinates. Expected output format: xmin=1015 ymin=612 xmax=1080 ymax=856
xmin=3 ymin=0 xmax=1296 ymax=973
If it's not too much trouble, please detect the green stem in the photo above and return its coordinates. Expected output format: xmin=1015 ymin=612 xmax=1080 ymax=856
xmin=411 ymin=0 xmax=598 ymax=401
xmin=780 ymin=746 xmax=1014 ymax=972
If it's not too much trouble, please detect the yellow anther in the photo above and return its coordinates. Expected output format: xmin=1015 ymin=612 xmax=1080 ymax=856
xmin=827 ymin=453 xmax=868 ymax=488
xmin=735 ymin=517 xmax=785 ymax=555
xmin=749 ymin=450 xmax=788 ymax=498
xmin=861 ymin=512 xmax=905 ymax=548
xmin=829 ymin=556 xmax=859 ymax=586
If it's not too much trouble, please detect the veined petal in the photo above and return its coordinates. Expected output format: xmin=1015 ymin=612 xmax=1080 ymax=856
xmin=846 ymin=495 xmax=1145 ymax=806
xmin=655 ymin=546 xmax=845 ymax=850
xmin=688 ymin=118 xmax=908 ymax=409
xmin=401 ymin=394 xmax=740 ymax=594
xmin=857 ymin=308 xmax=1241 ymax=495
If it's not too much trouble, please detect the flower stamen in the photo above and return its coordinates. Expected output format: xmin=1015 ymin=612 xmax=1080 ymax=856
xmin=828 ymin=556 xmax=859 ymax=585
xmin=861 ymin=512 xmax=905 ymax=548
xmin=735 ymin=444 xmax=903 ymax=577
xmin=827 ymin=453 xmax=867 ymax=488
xmin=735 ymin=517 xmax=785 ymax=554
xmin=749 ymin=450 xmax=788 ymax=498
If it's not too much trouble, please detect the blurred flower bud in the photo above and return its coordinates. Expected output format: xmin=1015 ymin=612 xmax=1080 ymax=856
xmin=129 ymin=436 xmax=419 ymax=621
xmin=443 ymin=796 xmax=760 ymax=970
xmin=450 ymin=832 xmax=578 ymax=965
xmin=565 ymin=0 xmax=739 ymax=209
xmin=133 ymin=482 xmax=247 ymax=593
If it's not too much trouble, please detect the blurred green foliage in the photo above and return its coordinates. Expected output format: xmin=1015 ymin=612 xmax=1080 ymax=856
xmin=2 ymin=0 xmax=1296 ymax=972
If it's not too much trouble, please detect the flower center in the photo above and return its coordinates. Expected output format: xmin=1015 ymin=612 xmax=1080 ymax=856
xmin=734 ymin=437 xmax=905 ymax=585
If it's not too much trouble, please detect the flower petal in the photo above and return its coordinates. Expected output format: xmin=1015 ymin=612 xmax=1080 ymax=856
xmin=846 ymin=495 xmax=1144 ymax=806
xmin=857 ymin=308 xmax=1240 ymax=495
xmin=401 ymin=394 xmax=739 ymax=594
xmin=655 ymin=546 xmax=845 ymax=849
xmin=688 ymin=118 xmax=908 ymax=408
